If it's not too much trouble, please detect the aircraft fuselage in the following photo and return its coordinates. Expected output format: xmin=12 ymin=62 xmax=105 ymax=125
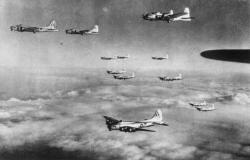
xmin=159 ymin=77 xmax=182 ymax=81
xmin=101 ymin=57 xmax=116 ymax=60
xmin=65 ymin=29 xmax=98 ymax=35
xmin=107 ymin=121 xmax=154 ymax=132
xmin=189 ymin=102 xmax=207 ymax=106
xmin=113 ymin=75 xmax=135 ymax=80
xmin=117 ymin=56 xmax=129 ymax=59
xmin=196 ymin=107 xmax=216 ymax=112
xmin=107 ymin=70 xmax=126 ymax=74
xmin=10 ymin=25 xmax=58 ymax=33
xmin=152 ymin=57 xmax=167 ymax=60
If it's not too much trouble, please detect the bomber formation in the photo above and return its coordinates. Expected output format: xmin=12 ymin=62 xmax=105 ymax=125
xmin=10 ymin=7 xmax=216 ymax=133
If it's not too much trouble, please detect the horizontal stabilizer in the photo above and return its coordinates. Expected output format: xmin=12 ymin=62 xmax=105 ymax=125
xmin=154 ymin=122 xmax=168 ymax=126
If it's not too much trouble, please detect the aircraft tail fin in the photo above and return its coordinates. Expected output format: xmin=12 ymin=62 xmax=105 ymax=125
xmin=165 ymin=54 xmax=169 ymax=59
xmin=149 ymin=109 xmax=163 ymax=122
xmin=184 ymin=7 xmax=190 ymax=17
xmin=184 ymin=7 xmax=190 ymax=14
xmin=48 ymin=20 xmax=57 ymax=29
xmin=90 ymin=25 xmax=99 ymax=33
xmin=132 ymin=72 xmax=135 ymax=77
xmin=169 ymin=10 xmax=174 ymax=15
xmin=178 ymin=73 xmax=182 ymax=79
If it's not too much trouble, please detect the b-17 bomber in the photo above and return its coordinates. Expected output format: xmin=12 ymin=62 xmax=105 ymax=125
xmin=10 ymin=20 xmax=58 ymax=33
xmin=65 ymin=25 xmax=99 ymax=35
xmin=143 ymin=7 xmax=194 ymax=23
xmin=113 ymin=72 xmax=135 ymax=80
xmin=104 ymin=109 xmax=168 ymax=133
xmin=117 ymin=54 xmax=130 ymax=59
xmin=159 ymin=73 xmax=182 ymax=81
xmin=152 ymin=54 xmax=168 ymax=60
xmin=192 ymin=104 xmax=216 ymax=112
xmin=106 ymin=70 xmax=126 ymax=75
xmin=143 ymin=10 xmax=173 ymax=21
xmin=189 ymin=101 xmax=207 ymax=107
xmin=100 ymin=56 xmax=117 ymax=60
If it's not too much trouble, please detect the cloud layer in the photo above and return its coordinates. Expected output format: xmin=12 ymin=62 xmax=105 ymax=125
xmin=0 ymin=69 xmax=249 ymax=160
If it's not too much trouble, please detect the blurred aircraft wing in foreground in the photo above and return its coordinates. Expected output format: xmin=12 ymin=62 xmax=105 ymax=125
xmin=200 ymin=50 xmax=250 ymax=63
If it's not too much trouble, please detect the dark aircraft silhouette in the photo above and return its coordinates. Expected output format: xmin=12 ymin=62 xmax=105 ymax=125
xmin=201 ymin=50 xmax=250 ymax=63
xmin=159 ymin=74 xmax=182 ymax=81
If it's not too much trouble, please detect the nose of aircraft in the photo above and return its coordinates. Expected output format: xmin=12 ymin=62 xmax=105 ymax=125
xmin=142 ymin=14 xmax=147 ymax=19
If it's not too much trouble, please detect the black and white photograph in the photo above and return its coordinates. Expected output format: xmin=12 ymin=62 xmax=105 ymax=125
xmin=1 ymin=0 xmax=250 ymax=160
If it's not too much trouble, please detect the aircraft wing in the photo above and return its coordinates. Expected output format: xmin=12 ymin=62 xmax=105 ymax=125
xmin=136 ymin=128 xmax=156 ymax=132
xmin=168 ymin=13 xmax=187 ymax=19
xmin=200 ymin=50 xmax=250 ymax=63
xmin=80 ymin=29 xmax=89 ymax=33
xmin=103 ymin=116 xmax=121 ymax=125
xmin=23 ymin=26 xmax=39 ymax=32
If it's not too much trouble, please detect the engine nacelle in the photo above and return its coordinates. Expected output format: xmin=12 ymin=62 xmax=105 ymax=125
xmin=119 ymin=127 xmax=126 ymax=132
xmin=120 ymin=127 xmax=135 ymax=132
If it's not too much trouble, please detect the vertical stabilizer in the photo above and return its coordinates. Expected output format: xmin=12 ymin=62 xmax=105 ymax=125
xmin=91 ymin=25 xmax=99 ymax=33
xmin=178 ymin=73 xmax=182 ymax=79
xmin=48 ymin=20 xmax=57 ymax=29
xmin=131 ymin=72 xmax=135 ymax=77
xmin=169 ymin=10 xmax=174 ymax=15
xmin=184 ymin=8 xmax=190 ymax=14
xmin=150 ymin=109 xmax=163 ymax=122
xmin=184 ymin=7 xmax=190 ymax=17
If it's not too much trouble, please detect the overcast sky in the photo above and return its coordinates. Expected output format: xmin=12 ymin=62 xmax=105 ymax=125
xmin=0 ymin=0 xmax=250 ymax=73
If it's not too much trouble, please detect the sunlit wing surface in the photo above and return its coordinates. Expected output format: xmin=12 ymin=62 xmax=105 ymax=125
xmin=168 ymin=13 xmax=187 ymax=19
xmin=200 ymin=50 xmax=250 ymax=63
